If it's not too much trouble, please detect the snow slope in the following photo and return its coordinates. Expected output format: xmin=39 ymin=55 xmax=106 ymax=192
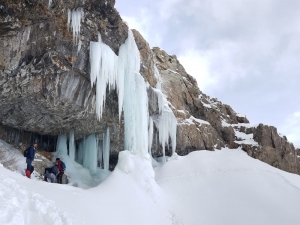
xmin=0 ymin=149 xmax=179 ymax=225
xmin=155 ymin=148 xmax=300 ymax=225
xmin=1 ymin=140 xmax=300 ymax=225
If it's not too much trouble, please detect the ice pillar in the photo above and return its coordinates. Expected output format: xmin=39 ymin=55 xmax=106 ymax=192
xmin=69 ymin=129 xmax=75 ymax=161
xmin=82 ymin=134 xmax=97 ymax=174
xmin=56 ymin=134 xmax=68 ymax=157
xmin=103 ymin=128 xmax=110 ymax=171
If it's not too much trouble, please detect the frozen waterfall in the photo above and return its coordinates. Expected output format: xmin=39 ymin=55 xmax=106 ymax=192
xmin=54 ymin=27 xmax=178 ymax=187
xmin=152 ymin=73 xmax=177 ymax=163
xmin=89 ymin=30 xmax=149 ymax=157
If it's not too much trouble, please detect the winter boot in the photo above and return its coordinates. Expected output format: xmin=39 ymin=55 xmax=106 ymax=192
xmin=26 ymin=170 xmax=31 ymax=178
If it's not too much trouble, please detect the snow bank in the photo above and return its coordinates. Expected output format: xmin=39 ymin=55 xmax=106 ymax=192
xmin=155 ymin=148 xmax=300 ymax=225
xmin=0 ymin=166 xmax=73 ymax=225
xmin=1 ymin=138 xmax=300 ymax=225
xmin=0 ymin=150 xmax=179 ymax=225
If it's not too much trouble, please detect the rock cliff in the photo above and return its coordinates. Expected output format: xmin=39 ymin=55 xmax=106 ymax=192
xmin=0 ymin=0 xmax=299 ymax=174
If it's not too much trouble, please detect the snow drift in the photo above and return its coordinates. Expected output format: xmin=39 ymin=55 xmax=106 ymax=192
xmin=1 ymin=139 xmax=300 ymax=225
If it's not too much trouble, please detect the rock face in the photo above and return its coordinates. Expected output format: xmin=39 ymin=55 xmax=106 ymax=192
xmin=0 ymin=0 xmax=125 ymax=153
xmin=252 ymin=124 xmax=298 ymax=173
xmin=0 ymin=0 xmax=299 ymax=174
xmin=151 ymin=47 xmax=249 ymax=152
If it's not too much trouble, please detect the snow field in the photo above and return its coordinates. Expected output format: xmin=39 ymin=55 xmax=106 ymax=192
xmin=0 ymin=165 xmax=73 ymax=225
xmin=0 ymin=149 xmax=180 ymax=225
xmin=1 ymin=137 xmax=300 ymax=225
xmin=155 ymin=148 xmax=300 ymax=225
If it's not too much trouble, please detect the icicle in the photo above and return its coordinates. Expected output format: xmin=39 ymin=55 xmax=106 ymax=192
xmin=82 ymin=134 xmax=97 ymax=173
xmin=153 ymin=78 xmax=177 ymax=162
xmin=67 ymin=8 xmax=84 ymax=44
xmin=67 ymin=9 xmax=71 ymax=30
xmin=103 ymin=128 xmax=110 ymax=171
xmin=23 ymin=26 xmax=31 ymax=42
xmin=97 ymin=138 xmax=103 ymax=168
xmin=77 ymin=141 xmax=83 ymax=164
xmin=69 ymin=129 xmax=75 ymax=161
xmin=77 ymin=39 xmax=82 ymax=55
xmin=148 ymin=117 xmax=153 ymax=155
xmin=88 ymin=29 xmax=175 ymax=159
xmin=123 ymin=71 xmax=148 ymax=155
xmin=90 ymin=35 xmax=118 ymax=120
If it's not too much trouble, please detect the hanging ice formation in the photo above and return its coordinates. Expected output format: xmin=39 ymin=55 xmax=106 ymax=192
xmin=81 ymin=134 xmax=98 ymax=174
xmin=103 ymin=128 xmax=110 ymax=171
xmin=67 ymin=8 xmax=84 ymax=44
xmin=152 ymin=67 xmax=177 ymax=163
xmin=89 ymin=30 xmax=149 ymax=157
xmin=56 ymin=134 xmax=68 ymax=157
xmin=77 ymin=40 xmax=82 ymax=55
xmin=90 ymin=34 xmax=118 ymax=119
xmin=69 ymin=129 xmax=75 ymax=161
xmin=74 ymin=128 xmax=110 ymax=172
xmin=55 ymin=27 xmax=178 ymax=180
xmin=148 ymin=117 xmax=154 ymax=155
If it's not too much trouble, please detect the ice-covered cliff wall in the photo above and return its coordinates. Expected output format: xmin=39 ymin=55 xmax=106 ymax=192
xmin=0 ymin=0 xmax=299 ymax=174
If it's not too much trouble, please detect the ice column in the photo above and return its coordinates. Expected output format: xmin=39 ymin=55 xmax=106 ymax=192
xmin=118 ymin=30 xmax=149 ymax=156
xmin=103 ymin=128 xmax=110 ymax=171
xmin=89 ymin=30 xmax=149 ymax=157
xmin=77 ymin=40 xmax=82 ymax=55
xmin=69 ymin=129 xmax=75 ymax=161
xmin=97 ymin=138 xmax=103 ymax=168
xmin=76 ymin=141 xmax=84 ymax=164
xmin=82 ymin=134 xmax=98 ymax=174
xmin=153 ymin=80 xmax=177 ymax=163
xmin=148 ymin=117 xmax=154 ymax=154
xmin=67 ymin=8 xmax=84 ymax=44
xmin=56 ymin=134 xmax=68 ymax=158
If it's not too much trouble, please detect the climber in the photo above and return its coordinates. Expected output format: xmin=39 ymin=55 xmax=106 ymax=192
xmin=44 ymin=164 xmax=59 ymax=183
xmin=25 ymin=142 xmax=37 ymax=178
xmin=56 ymin=158 xmax=66 ymax=184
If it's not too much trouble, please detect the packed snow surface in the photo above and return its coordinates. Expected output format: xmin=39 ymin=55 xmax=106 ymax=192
xmin=1 ymin=139 xmax=300 ymax=225
xmin=155 ymin=148 xmax=300 ymax=225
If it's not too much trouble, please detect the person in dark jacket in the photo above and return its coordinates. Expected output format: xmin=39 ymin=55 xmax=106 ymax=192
xmin=25 ymin=142 xmax=37 ymax=178
xmin=44 ymin=164 xmax=59 ymax=183
xmin=56 ymin=158 xmax=65 ymax=184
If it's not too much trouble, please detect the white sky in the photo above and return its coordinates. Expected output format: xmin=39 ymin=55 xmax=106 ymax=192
xmin=115 ymin=0 xmax=300 ymax=147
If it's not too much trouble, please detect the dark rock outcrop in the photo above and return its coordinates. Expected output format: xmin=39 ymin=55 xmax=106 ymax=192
xmin=0 ymin=0 xmax=126 ymax=153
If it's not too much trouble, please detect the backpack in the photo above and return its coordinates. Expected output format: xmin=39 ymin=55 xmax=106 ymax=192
xmin=61 ymin=161 xmax=66 ymax=170
xmin=23 ymin=147 xmax=30 ymax=157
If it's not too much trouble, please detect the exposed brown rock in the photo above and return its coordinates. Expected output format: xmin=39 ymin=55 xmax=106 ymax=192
xmin=132 ymin=29 xmax=158 ymax=87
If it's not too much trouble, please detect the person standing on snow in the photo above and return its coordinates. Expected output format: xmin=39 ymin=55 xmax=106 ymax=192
xmin=25 ymin=142 xmax=37 ymax=178
xmin=56 ymin=158 xmax=65 ymax=184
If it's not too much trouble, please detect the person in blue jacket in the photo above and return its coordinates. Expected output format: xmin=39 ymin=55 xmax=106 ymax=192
xmin=44 ymin=164 xmax=59 ymax=183
xmin=25 ymin=142 xmax=37 ymax=178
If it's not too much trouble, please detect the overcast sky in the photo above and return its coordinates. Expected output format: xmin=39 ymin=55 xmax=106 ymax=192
xmin=115 ymin=0 xmax=300 ymax=147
